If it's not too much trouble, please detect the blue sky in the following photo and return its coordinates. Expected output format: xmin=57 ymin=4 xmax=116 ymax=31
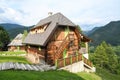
xmin=0 ymin=0 xmax=120 ymax=30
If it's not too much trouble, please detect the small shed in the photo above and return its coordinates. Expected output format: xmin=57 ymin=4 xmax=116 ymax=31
xmin=8 ymin=33 xmax=25 ymax=51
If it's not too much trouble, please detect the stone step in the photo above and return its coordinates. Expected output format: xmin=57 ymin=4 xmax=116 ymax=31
xmin=0 ymin=62 xmax=56 ymax=71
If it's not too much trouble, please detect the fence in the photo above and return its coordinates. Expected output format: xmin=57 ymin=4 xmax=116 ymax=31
xmin=55 ymin=53 xmax=92 ymax=68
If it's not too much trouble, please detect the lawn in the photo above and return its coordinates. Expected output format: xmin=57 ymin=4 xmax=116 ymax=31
xmin=0 ymin=68 xmax=119 ymax=80
xmin=0 ymin=56 xmax=30 ymax=64
xmin=0 ymin=51 xmax=26 ymax=56
xmin=0 ymin=70 xmax=84 ymax=80
xmin=77 ymin=72 xmax=102 ymax=80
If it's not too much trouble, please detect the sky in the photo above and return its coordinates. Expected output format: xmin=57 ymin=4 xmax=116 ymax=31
xmin=0 ymin=0 xmax=120 ymax=30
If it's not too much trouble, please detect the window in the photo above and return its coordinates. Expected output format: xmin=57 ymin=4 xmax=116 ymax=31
xmin=30 ymin=22 xmax=50 ymax=34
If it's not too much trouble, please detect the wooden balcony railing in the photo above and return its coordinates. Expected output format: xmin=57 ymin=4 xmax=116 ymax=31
xmin=55 ymin=53 xmax=82 ymax=68
xmin=83 ymin=57 xmax=92 ymax=67
xmin=55 ymin=53 xmax=92 ymax=68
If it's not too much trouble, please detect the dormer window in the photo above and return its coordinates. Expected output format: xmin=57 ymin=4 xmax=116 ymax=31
xmin=30 ymin=22 xmax=50 ymax=34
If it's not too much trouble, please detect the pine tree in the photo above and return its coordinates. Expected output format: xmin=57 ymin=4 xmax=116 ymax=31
xmin=0 ymin=26 xmax=10 ymax=50
xmin=93 ymin=45 xmax=108 ymax=68
xmin=76 ymin=25 xmax=82 ymax=33
xmin=91 ymin=41 xmax=119 ymax=74
xmin=22 ymin=30 xmax=28 ymax=41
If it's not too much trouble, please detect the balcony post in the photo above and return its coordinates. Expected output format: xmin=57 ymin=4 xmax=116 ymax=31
xmin=55 ymin=59 xmax=58 ymax=68
xmin=70 ymin=55 xmax=72 ymax=64
xmin=85 ymin=42 xmax=88 ymax=53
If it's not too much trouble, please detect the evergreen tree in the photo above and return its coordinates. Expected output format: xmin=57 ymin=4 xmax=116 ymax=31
xmin=0 ymin=26 xmax=10 ymax=50
xmin=76 ymin=25 xmax=82 ymax=33
xmin=91 ymin=41 xmax=119 ymax=74
xmin=22 ymin=30 xmax=28 ymax=41
xmin=105 ymin=44 xmax=118 ymax=74
xmin=93 ymin=45 xmax=108 ymax=68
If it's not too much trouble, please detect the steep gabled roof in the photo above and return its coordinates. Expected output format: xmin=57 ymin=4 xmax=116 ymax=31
xmin=8 ymin=33 xmax=24 ymax=46
xmin=23 ymin=13 xmax=76 ymax=46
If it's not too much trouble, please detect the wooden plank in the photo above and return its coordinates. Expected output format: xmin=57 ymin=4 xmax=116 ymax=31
xmin=0 ymin=62 xmax=56 ymax=71
xmin=25 ymin=64 xmax=34 ymax=70
xmin=30 ymin=65 xmax=39 ymax=71
xmin=35 ymin=65 xmax=44 ymax=71
xmin=9 ymin=62 xmax=14 ymax=69
xmin=21 ymin=63 xmax=27 ymax=70
xmin=1 ymin=63 xmax=6 ymax=70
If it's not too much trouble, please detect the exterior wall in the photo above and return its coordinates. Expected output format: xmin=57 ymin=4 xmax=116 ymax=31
xmin=46 ymin=26 xmax=79 ymax=64
xmin=8 ymin=46 xmax=25 ymax=51
xmin=60 ymin=61 xmax=96 ymax=73
xmin=26 ymin=46 xmax=45 ymax=64
xmin=60 ymin=61 xmax=84 ymax=73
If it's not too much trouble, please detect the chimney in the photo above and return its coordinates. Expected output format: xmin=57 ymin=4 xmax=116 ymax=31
xmin=48 ymin=12 xmax=53 ymax=16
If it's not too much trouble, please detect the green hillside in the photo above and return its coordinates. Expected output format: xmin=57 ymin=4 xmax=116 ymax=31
xmin=0 ymin=70 xmax=101 ymax=80
xmin=0 ymin=68 xmax=120 ymax=80
xmin=0 ymin=23 xmax=33 ymax=39
xmin=88 ymin=20 xmax=120 ymax=46
xmin=96 ymin=67 xmax=120 ymax=80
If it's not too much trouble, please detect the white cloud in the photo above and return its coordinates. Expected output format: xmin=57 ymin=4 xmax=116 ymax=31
xmin=0 ymin=0 xmax=120 ymax=30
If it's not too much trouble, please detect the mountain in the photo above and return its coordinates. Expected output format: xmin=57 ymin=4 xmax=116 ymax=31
xmin=0 ymin=23 xmax=33 ymax=39
xmin=0 ymin=23 xmax=25 ymax=30
xmin=88 ymin=20 xmax=120 ymax=46
xmin=83 ymin=27 xmax=100 ymax=35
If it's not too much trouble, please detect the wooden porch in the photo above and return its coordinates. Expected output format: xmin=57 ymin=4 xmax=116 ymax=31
xmin=55 ymin=53 xmax=92 ymax=68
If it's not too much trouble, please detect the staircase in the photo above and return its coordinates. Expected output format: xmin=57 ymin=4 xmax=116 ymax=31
xmin=47 ymin=34 xmax=70 ymax=65
xmin=55 ymin=34 xmax=70 ymax=59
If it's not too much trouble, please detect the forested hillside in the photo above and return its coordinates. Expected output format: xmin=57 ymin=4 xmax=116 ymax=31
xmin=88 ymin=21 xmax=120 ymax=46
xmin=0 ymin=23 xmax=33 ymax=39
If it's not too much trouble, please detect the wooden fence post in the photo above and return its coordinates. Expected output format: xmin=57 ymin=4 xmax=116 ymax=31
xmin=55 ymin=59 xmax=58 ymax=68
xmin=70 ymin=55 xmax=72 ymax=64
xmin=64 ymin=58 xmax=66 ymax=66
xmin=76 ymin=51 xmax=78 ymax=62
xmin=82 ymin=54 xmax=84 ymax=61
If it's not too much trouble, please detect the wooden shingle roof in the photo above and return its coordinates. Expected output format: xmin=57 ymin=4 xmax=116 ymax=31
xmin=8 ymin=33 xmax=24 ymax=46
xmin=23 ymin=13 xmax=76 ymax=46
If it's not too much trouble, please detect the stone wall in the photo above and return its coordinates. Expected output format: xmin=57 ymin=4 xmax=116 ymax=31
xmin=60 ymin=61 xmax=96 ymax=73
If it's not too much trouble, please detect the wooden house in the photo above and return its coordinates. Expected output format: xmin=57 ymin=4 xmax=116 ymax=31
xmin=8 ymin=33 xmax=25 ymax=51
xmin=23 ymin=13 xmax=94 ymax=72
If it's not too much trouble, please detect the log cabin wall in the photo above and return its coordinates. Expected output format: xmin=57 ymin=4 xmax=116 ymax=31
xmin=26 ymin=45 xmax=45 ymax=64
xmin=8 ymin=46 xmax=26 ymax=51
xmin=19 ymin=46 xmax=26 ymax=51
xmin=46 ymin=26 xmax=79 ymax=64
xmin=8 ymin=46 xmax=17 ymax=51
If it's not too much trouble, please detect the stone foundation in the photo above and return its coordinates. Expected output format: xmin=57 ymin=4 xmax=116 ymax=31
xmin=60 ymin=61 xmax=96 ymax=73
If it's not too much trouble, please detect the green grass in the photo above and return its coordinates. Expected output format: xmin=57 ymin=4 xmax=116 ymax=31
xmin=0 ymin=51 xmax=26 ymax=55
xmin=0 ymin=70 xmax=84 ymax=80
xmin=96 ymin=67 xmax=120 ymax=80
xmin=0 ymin=67 xmax=120 ymax=80
xmin=77 ymin=72 xmax=102 ymax=80
xmin=0 ymin=56 xmax=30 ymax=64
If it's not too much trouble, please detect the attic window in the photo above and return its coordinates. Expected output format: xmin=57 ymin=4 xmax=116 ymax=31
xmin=30 ymin=22 xmax=50 ymax=34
